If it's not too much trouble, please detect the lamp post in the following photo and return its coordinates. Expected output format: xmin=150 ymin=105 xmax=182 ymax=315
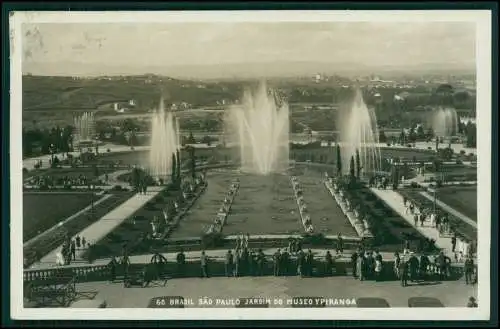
xmin=49 ymin=143 xmax=55 ymax=166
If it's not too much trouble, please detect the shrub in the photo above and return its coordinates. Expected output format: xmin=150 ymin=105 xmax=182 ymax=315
xmin=301 ymin=233 xmax=326 ymax=246
xmin=460 ymin=150 xmax=466 ymax=155
xmin=428 ymin=147 xmax=432 ymax=150
xmin=410 ymin=182 xmax=419 ymax=188
xmin=386 ymin=143 xmax=391 ymax=147
xmin=201 ymin=232 xmax=225 ymax=249
xmin=112 ymin=185 xmax=123 ymax=191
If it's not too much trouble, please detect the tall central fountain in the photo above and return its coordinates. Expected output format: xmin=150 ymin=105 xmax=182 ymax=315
xmin=338 ymin=88 xmax=381 ymax=176
xmin=149 ymin=97 xmax=181 ymax=180
xmin=431 ymin=107 xmax=458 ymax=137
xmin=227 ymin=81 xmax=290 ymax=175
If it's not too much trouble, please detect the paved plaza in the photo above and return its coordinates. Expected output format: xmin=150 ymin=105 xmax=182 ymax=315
xmin=72 ymin=276 xmax=477 ymax=308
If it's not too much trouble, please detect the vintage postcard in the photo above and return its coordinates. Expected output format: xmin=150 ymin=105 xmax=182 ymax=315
xmin=9 ymin=9 xmax=492 ymax=321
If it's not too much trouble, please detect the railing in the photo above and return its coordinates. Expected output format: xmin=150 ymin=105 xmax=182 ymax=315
xmin=24 ymin=257 xmax=470 ymax=284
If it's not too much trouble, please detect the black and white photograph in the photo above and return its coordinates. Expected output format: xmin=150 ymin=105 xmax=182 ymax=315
xmin=9 ymin=9 xmax=493 ymax=321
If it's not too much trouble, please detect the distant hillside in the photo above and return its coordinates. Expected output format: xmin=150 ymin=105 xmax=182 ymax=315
xmin=24 ymin=60 xmax=475 ymax=80
xmin=22 ymin=75 xmax=244 ymax=111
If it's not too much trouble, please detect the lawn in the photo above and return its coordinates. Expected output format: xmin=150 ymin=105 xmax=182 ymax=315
xmin=437 ymin=186 xmax=477 ymax=221
xmin=23 ymin=190 xmax=135 ymax=267
xmin=23 ymin=192 xmax=94 ymax=242
xmin=398 ymin=188 xmax=477 ymax=241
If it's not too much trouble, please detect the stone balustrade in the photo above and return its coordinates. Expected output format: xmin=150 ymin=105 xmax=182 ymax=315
xmin=290 ymin=176 xmax=314 ymax=234
xmin=323 ymin=175 xmax=373 ymax=238
xmin=23 ymin=255 xmax=468 ymax=284
xmin=206 ymin=179 xmax=240 ymax=235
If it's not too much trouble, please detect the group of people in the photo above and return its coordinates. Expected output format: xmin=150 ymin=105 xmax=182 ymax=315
xmin=402 ymin=195 xmax=477 ymax=261
xmin=56 ymin=235 xmax=88 ymax=266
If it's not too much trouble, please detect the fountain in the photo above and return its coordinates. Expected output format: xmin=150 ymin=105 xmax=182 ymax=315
xmin=431 ymin=107 xmax=458 ymax=138
xmin=338 ymin=88 xmax=381 ymax=176
xmin=73 ymin=112 xmax=96 ymax=144
xmin=227 ymin=81 xmax=290 ymax=175
xmin=149 ymin=97 xmax=181 ymax=180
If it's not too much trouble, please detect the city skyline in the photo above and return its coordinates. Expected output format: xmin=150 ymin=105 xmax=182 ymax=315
xmin=22 ymin=22 xmax=476 ymax=78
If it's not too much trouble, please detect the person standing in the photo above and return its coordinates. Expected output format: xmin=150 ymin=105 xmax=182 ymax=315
xmin=351 ymin=250 xmax=359 ymax=278
xmin=257 ymin=249 xmax=265 ymax=276
xmin=273 ymin=249 xmax=281 ymax=276
xmin=394 ymin=252 xmax=401 ymax=279
xmin=467 ymin=297 xmax=478 ymax=308
xmin=225 ymin=250 xmax=234 ymax=277
xmin=464 ymin=256 xmax=474 ymax=285
xmin=336 ymin=233 xmax=344 ymax=254
xmin=109 ymin=256 xmax=117 ymax=282
xmin=400 ymin=261 xmax=408 ymax=287
xmin=374 ymin=258 xmax=382 ymax=281
xmin=306 ymin=250 xmax=314 ymax=277
xmin=244 ymin=233 xmax=250 ymax=249
xmin=234 ymin=250 xmax=241 ymax=277
xmin=200 ymin=251 xmax=209 ymax=278
xmin=281 ymin=248 xmax=290 ymax=276
xmin=324 ymin=251 xmax=333 ymax=277
xmin=297 ymin=250 xmax=305 ymax=277
xmin=70 ymin=239 xmax=76 ymax=261
xmin=76 ymin=235 xmax=81 ymax=249
xmin=451 ymin=234 xmax=457 ymax=253
xmin=176 ymin=249 xmax=186 ymax=278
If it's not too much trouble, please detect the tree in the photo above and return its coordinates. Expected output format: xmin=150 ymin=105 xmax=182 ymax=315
xmin=408 ymin=128 xmax=417 ymax=143
xmin=176 ymin=149 xmax=181 ymax=183
xmin=466 ymin=122 xmax=477 ymax=148
xmin=416 ymin=125 xmax=425 ymax=140
xmin=426 ymin=127 xmax=434 ymax=140
xmin=355 ymin=149 xmax=361 ymax=179
xmin=336 ymin=144 xmax=342 ymax=176
xmin=189 ymin=146 xmax=196 ymax=179
xmin=187 ymin=131 xmax=196 ymax=144
xmin=378 ymin=130 xmax=387 ymax=143
xmin=349 ymin=155 xmax=355 ymax=180
xmin=399 ymin=130 xmax=406 ymax=145
xmin=131 ymin=166 xmax=141 ymax=191
xmin=201 ymin=135 xmax=212 ymax=146
xmin=171 ymin=153 xmax=177 ymax=186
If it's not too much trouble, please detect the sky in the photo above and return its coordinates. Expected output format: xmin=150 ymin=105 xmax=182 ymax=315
xmin=21 ymin=22 xmax=476 ymax=77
